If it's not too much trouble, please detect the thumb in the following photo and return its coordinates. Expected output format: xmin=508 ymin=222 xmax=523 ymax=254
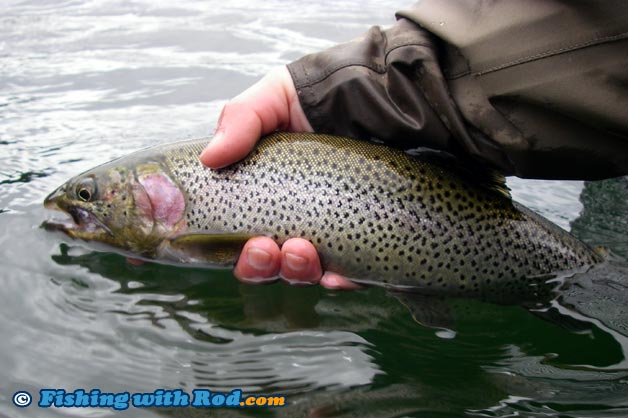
xmin=200 ymin=66 xmax=312 ymax=169
xmin=199 ymin=101 xmax=267 ymax=169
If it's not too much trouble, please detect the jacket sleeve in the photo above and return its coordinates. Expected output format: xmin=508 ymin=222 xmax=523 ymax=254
xmin=287 ymin=2 xmax=628 ymax=180
xmin=287 ymin=19 xmax=470 ymax=163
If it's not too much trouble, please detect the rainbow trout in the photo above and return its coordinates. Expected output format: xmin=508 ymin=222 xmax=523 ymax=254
xmin=43 ymin=133 xmax=602 ymax=300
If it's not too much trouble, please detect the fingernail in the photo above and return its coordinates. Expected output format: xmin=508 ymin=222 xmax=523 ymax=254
xmin=211 ymin=131 xmax=223 ymax=142
xmin=322 ymin=272 xmax=341 ymax=288
xmin=246 ymin=248 xmax=272 ymax=270
xmin=199 ymin=147 xmax=210 ymax=162
xmin=203 ymin=133 xmax=221 ymax=152
xmin=285 ymin=253 xmax=308 ymax=272
xmin=200 ymin=135 xmax=220 ymax=165
xmin=215 ymin=106 xmax=227 ymax=132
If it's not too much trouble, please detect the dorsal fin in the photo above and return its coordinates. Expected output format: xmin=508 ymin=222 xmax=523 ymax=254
xmin=483 ymin=170 xmax=511 ymax=200
xmin=406 ymin=147 xmax=512 ymax=200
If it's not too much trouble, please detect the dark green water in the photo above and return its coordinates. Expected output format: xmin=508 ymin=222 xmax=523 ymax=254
xmin=1 ymin=1 xmax=627 ymax=417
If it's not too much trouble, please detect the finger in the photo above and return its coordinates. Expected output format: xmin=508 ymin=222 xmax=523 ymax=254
xmin=320 ymin=271 xmax=363 ymax=290
xmin=200 ymin=66 xmax=312 ymax=169
xmin=234 ymin=237 xmax=281 ymax=284
xmin=279 ymin=238 xmax=323 ymax=285
xmin=200 ymin=67 xmax=288 ymax=168
xmin=199 ymin=100 xmax=267 ymax=168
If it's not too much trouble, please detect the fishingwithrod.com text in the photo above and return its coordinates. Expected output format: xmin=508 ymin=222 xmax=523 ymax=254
xmin=12 ymin=388 xmax=286 ymax=410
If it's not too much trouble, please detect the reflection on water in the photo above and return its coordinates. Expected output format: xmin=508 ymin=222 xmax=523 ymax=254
xmin=1 ymin=0 xmax=628 ymax=417
xmin=51 ymin=244 xmax=382 ymax=393
xmin=571 ymin=177 xmax=628 ymax=260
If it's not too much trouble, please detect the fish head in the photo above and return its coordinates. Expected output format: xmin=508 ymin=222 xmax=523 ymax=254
xmin=44 ymin=161 xmax=185 ymax=256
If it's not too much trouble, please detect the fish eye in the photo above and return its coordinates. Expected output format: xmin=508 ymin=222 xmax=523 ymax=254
xmin=78 ymin=188 xmax=91 ymax=201
xmin=75 ymin=178 xmax=97 ymax=202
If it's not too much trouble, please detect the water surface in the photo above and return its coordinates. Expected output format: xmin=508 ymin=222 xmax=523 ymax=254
xmin=1 ymin=1 xmax=627 ymax=417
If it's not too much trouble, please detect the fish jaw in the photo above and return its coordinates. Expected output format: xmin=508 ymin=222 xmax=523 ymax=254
xmin=42 ymin=208 xmax=113 ymax=239
xmin=44 ymin=184 xmax=65 ymax=210
xmin=43 ymin=186 xmax=114 ymax=241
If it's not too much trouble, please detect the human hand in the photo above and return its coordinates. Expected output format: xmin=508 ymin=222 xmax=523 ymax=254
xmin=200 ymin=66 xmax=360 ymax=290
xmin=200 ymin=66 xmax=312 ymax=168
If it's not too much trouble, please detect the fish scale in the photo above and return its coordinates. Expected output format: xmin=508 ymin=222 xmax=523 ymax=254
xmin=44 ymin=132 xmax=602 ymax=301
xmin=157 ymin=133 xmax=601 ymax=297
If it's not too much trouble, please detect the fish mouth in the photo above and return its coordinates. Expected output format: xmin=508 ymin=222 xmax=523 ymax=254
xmin=42 ymin=206 xmax=113 ymax=237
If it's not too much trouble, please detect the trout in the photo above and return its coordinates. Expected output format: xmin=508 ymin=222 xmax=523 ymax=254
xmin=43 ymin=133 xmax=602 ymax=300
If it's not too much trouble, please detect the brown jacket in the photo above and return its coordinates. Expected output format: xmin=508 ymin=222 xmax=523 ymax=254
xmin=287 ymin=1 xmax=628 ymax=180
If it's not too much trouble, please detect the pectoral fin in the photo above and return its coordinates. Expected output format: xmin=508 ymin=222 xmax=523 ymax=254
xmin=166 ymin=233 xmax=254 ymax=265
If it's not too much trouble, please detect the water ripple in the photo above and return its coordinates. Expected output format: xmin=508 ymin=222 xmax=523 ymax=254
xmin=1 ymin=1 xmax=626 ymax=417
